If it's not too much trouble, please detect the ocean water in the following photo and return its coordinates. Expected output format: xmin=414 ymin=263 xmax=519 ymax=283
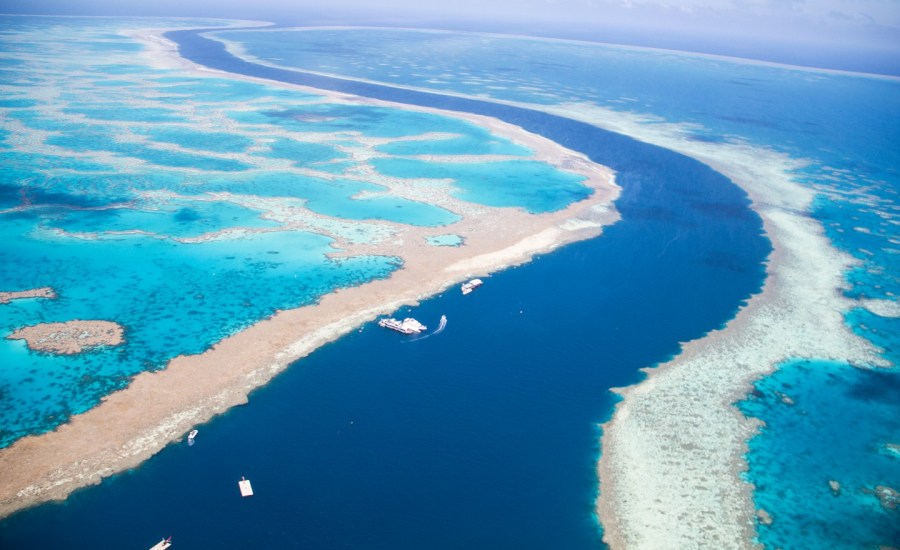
xmin=212 ymin=27 xmax=900 ymax=548
xmin=0 ymin=16 xmax=590 ymax=450
xmin=1 ymin=19 xmax=895 ymax=550
xmin=0 ymin=22 xmax=771 ymax=549
xmin=739 ymin=360 xmax=900 ymax=548
xmin=200 ymin=172 xmax=461 ymax=227
xmin=372 ymin=158 xmax=591 ymax=213
xmin=426 ymin=233 xmax=464 ymax=247
xmin=375 ymin=131 xmax=532 ymax=157
xmin=135 ymin=127 xmax=255 ymax=154
xmin=260 ymin=137 xmax=347 ymax=167
xmin=45 ymin=198 xmax=279 ymax=239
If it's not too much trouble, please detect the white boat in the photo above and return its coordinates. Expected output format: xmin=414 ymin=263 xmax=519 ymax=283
xmin=401 ymin=318 xmax=427 ymax=332
xmin=378 ymin=317 xmax=427 ymax=334
xmin=461 ymin=278 xmax=483 ymax=295
xmin=149 ymin=537 xmax=172 ymax=550
xmin=239 ymin=476 xmax=254 ymax=497
xmin=187 ymin=429 xmax=198 ymax=446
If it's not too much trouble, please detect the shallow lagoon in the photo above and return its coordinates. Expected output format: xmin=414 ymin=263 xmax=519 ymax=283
xmin=0 ymin=16 xmax=588 ymax=449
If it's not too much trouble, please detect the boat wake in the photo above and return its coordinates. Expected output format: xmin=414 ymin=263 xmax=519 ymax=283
xmin=402 ymin=315 xmax=447 ymax=343
xmin=433 ymin=315 xmax=448 ymax=335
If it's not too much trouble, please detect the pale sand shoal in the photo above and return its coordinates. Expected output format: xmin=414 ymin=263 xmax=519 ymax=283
xmin=532 ymin=104 xmax=887 ymax=548
xmin=0 ymin=287 xmax=56 ymax=304
xmin=0 ymin=32 xmax=620 ymax=519
xmin=8 ymin=320 xmax=125 ymax=355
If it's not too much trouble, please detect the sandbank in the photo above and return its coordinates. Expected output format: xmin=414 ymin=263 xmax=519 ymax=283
xmin=8 ymin=320 xmax=125 ymax=355
xmin=0 ymin=287 xmax=56 ymax=304
xmin=0 ymin=30 xmax=619 ymax=518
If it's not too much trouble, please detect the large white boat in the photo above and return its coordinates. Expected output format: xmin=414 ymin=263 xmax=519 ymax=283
xmin=378 ymin=317 xmax=427 ymax=334
xmin=401 ymin=318 xmax=427 ymax=332
xmin=461 ymin=278 xmax=483 ymax=295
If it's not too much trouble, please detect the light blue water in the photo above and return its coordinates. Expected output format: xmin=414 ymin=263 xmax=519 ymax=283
xmin=45 ymin=130 xmax=253 ymax=172
xmin=153 ymin=78 xmax=319 ymax=103
xmin=63 ymin=104 xmax=184 ymax=123
xmin=135 ymin=128 xmax=254 ymax=154
xmin=214 ymin=27 xmax=900 ymax=548
xmin=0 ymin=212 xmax=400 ymax=445
xmin=375 ymin=131 xmax=532 ymax=157
xmin=200 ymin=172 xmax=460 ymax=226
xmin=227 ymin=102 xmax=507 ymax=139
xmin=739 ymin=360 xmax=900 ymax=548
xmin=426 ymin=234 xmax=464 ymax=246
xmin=0 ymin=17 xmax=589 ymax=450
xmin=372 ymin=158 xmax=591 ymax=213
xmin=261 ymin=137 xmax=347 ymax=166
xmin=45 ymin=199 xmax=278 ymax=239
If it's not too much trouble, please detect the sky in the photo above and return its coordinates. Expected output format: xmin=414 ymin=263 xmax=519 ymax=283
xmin=2 ymin=0 xmax=899 ymax=74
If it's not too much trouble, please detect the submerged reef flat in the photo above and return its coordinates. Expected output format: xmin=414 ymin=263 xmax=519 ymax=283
xmin=0 ymin=288 xmax=56 ymax=304
xmin=0 ymin=19 xmax=618 ymax=518
xmin=573 ymin=105 xmax=888 ymax=548
xmin=8 ymin=320 xmax=124 ymax=355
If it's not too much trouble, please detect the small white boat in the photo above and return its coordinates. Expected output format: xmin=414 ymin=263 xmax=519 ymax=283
xmin=187 ymin=429 xmax=198 ymax=446
xmin=239 ymin=476 xmax=254 ymax=497
xmin=149 ymin=536 xmax=172 ymax=550
xmin=461 ymin=278 xmax=483 ymax=295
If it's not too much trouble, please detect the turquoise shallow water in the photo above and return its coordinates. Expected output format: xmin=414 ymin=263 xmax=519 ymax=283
xmin=135 ymin=127 xmax=254 ymax=154
xmin=0 ymin=17 xmax=589 ymax=448
xmin=426 ymin=233 xmax=464 ymax=246
xmin=0 ymin=214 xmax=400 ymax=444
xmin=373 ymin=158 xmax=591 ymax=213
xmin=260 ymin=137 xmax=347 ymax=166
xmin=45 ymin=198 xmax=278 ymax=239
xmin=739 ymin=360 xmax=900 ymax=548
xmin=375 ymin=131 xmax=532 ymax=157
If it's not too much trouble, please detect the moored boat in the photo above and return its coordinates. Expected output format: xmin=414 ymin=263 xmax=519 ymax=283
xmin=461 ymin=278 xmax=483 ymax=295
xmin=149 ymin=536 xmax=172 ymax=550
xmin=238 ymin=476 xmax=253 ymax=497
xmin=378 ymin=317 xmax=427 ymax=334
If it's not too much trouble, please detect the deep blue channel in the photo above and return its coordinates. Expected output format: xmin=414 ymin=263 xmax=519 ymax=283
xmin=0 ymin=28 xmax=770 ymax=549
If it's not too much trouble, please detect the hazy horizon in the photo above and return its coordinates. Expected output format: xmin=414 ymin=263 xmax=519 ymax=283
xmin=2 ymin=1 xmax=899 ymax=76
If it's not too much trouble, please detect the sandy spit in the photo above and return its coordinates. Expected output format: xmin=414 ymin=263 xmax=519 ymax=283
xmin=0 ymin=287 xmax=56 ymax=305
xmin=7 ymin=320 xmax=125 ymax=355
